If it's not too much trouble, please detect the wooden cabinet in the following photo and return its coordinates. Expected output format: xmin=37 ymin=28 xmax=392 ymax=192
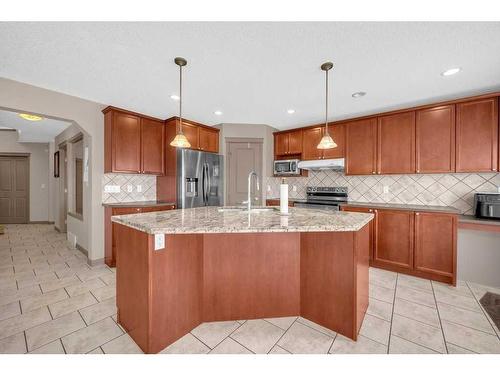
xmin=141 ymin=118 xmax=165 ymax=175
xmin=266 ymin=199 xmax=294 ymax=207
xmin=456 ymin=98 xmax=498 ymax=172
xmin=274 ymin=130 xmax=303 ymax=157
xmin=374 ymin=209 xmax=414 ymax=270
xmin=199 ymin=127 xmax=219 ymax=153
xmin=377 ymin=111 xmax=415 ymax=174
xmin=345 ymin=118 xmax=378 ymax=175
xmin=414 ymin=212 xmax=456 ymax=282
xmin=166 ymin=117 xmax=220 ymax=154
xmin=104 ymin=107 xmax=165 ymax=175
xmin=105 ymin=204 xmax=176 ymax=267
xmin=341 ymin=206 xmax=376 ymax=261
xmin=181 ymin=122 xmax=200 ymax=150
xmin=416 ymin=105 xmax=455 ymax=173
xmin=300 ymin=125 xmax=345 ymax=160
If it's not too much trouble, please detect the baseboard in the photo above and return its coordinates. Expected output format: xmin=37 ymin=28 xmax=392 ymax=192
xmin=87 ymin=257 xmax=105 ymax=267
xmin=54 ymin=226 xmax=61 ymax=233
xmin=75 ymin=243 xmax=88 ymax=257
xmin=29 ymin=221 xmax=55 ymax=224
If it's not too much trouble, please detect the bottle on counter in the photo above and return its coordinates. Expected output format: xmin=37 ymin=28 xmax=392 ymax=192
xmin=280 ymin=178 xmax=288 ymax=215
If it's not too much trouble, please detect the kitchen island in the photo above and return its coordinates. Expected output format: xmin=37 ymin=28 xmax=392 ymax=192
xmin=112 ymin=206 xmax=373 ymax=353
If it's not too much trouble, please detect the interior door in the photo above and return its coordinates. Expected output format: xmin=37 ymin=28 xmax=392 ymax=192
xmin=227 ymin=140 xmax=263 ymax=206
xmin=0 ymin=156 xmax=29 ymax=224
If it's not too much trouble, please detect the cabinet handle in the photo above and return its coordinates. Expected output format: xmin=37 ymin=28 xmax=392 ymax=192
xmin=416 ymin=169 xmax=420 ymax=173
xmin=493 ymin=168 xmax=497 ymax=171
xmin=372 ymin=171 xmax=375 ymax=174
xmin=369 ymin=209 xmax=373 ymax=212
xmin=416 ymin=212 xmax=420 ymax=216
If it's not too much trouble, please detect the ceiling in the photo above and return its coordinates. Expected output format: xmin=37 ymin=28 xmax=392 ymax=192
xmin=0 ymin=22 xmax=499 ymax=130
xmin=0 ymin=109 xmax=71 ymax=142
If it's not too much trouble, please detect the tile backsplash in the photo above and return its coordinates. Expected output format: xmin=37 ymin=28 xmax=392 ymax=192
xmin=265 ymin=171 xmax=500 ymax=215
xmin=102 ymin=173 xmax=157 ymax=204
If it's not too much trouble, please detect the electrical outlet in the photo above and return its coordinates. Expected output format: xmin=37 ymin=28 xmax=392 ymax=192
xmin=292 ymin=185 xmax=297 ymax=192
xmin=383 ymin=185 xmax=389 ymax=194
xmin=104 ymin=185 xmax=120 ymax=193
xmin=137 ymin=185 xmax=142 ymax=193
xmin=267 ymin=185 xmax=271 ymax=192
xmin=126 ymin=185 xmax=133 ymax=193
xmin=154 ymin=234 xmax=165 ymax=250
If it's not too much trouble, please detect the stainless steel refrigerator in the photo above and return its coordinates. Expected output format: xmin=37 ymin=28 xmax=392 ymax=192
xmin=176 ymin=149 xmax=224 ymax=209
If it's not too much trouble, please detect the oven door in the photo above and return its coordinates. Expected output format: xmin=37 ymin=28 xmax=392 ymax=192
xmin=294 ymin=202 xmax=339 ymax=211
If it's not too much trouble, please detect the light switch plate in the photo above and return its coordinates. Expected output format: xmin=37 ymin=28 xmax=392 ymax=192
xmin=383 ymin=186 xmax=389 ymax=194
xmin=292 ymin=185 xmax=297 ymax=192
xmin=154 ymin=234 xmax=165 ymax=250
xmin=104 ymin=185 xmax=120 ymax=193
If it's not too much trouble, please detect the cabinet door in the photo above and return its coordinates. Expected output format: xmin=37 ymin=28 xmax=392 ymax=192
xmin=456 ymin=98 xmax=498 ymax=172
xmin=180 ymin=122 xmax=200 ymax=150
xmin=199 ymin=127 xmax=219 ymax=153
xmin=414 ymin=212 xmax=456 ymax=280
xmin=322 ymin=124 xmax=345 ymax=159
xmin=141 ymin=118 xmax=165 ymax=175
xmin=374 ymin=209 xmax=414 ymax=270
xmin=302 ymin=127 xmax=323 ymax=160
xmin=288 ymin=130 xmax=303 ymax=155
xmin=345 ymin=118 xmax=377 ymax=175
xmin=378 ymin=111 xmax=415 ymax=174
xmin=416 ymin=105 xmax=455 ymax=173
xmin=266 ymin=199 xmax=280 ymax=206
xmin=341 ymin=206 xmax=376 ymax=261
xmin=274 ymin=133 xmax=289 ymax=156
xmin=112 ymin=112 xmax=142 ymax=173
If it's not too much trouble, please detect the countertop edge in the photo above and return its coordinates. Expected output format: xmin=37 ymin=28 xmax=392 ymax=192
xmin=102 ymin=201 xmax=176 ymax=208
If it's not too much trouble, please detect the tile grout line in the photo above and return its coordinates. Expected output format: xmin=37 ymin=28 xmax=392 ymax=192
xmin=390 ymin=332 xmax=441 ymax=354
xmin=385 ymin=273 xmax=398 ymax=354
xmin=264 ymin=317 xmax=299 ymax=354
xmin=430 ymin=280 xmax=449 ymax=354
xmin=191 ymin=321 xmax=244 ymax=353
xmin=464 ymin=281 xmax=500 ymax=342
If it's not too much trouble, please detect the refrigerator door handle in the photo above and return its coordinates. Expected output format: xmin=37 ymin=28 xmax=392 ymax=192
xmin=203 ymin=163 xmax=209 ymax=205
xmin=202 ymin=163 xmax=206 ymax=205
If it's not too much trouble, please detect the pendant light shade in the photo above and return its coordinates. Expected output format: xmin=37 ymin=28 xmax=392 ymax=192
xmin=170 ymin=57 xmax=192 ymax=148
xmin=317 ymin=62 xmax=337 ymax=150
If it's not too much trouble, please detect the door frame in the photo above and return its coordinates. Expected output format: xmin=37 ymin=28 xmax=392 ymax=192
xmin=58 ymin=143 xmax=68 ymax=233
xmin=225 ymin=137 xmax=264 ymax=206
xmin=0 ymin=153 xmax=30 ymax=224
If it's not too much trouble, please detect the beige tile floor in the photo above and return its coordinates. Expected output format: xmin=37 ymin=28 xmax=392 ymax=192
xmin=1 ymin=224 xmax=500 ymax=354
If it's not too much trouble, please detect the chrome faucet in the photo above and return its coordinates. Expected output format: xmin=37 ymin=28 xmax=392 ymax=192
xmin=245 ymin=171 xmax=260 ymax=211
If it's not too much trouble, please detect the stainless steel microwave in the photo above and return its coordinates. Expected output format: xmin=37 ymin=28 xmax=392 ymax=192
xmin=474 ymin=192 xmax=500 ymax=220
xmin=273 ymin=159 xmax=300 ymax=175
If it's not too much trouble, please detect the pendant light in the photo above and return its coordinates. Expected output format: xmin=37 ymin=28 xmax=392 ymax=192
xmin=316 ymin=62 xmax=337 ymax=150
xmin=170 ymin=57 xmax=191 ymax=148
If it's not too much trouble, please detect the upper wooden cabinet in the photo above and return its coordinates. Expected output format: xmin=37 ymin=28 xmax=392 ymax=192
xmin=300 ymin=124 xmax=345 ymax=160
xmin=104 ymin=107 xmax=165 ymax=175
xmin=456 ymin=97 xmax=498 ymax=172
xmin=377 ymin=111 xmax=415 ymax=174
xmin=141 ymin=118 xmax=166 ymax=175
xmin=274 ymin=130 xmax=303 ymax=156
xmin=166 ymin=118 xmax=220 ymax=154
xmin=416 ymin=105 xmax=455 ymax=173
xmin=345 ymin=118 xmax=378 ymax=175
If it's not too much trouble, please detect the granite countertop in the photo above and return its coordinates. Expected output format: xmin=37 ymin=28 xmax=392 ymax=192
xmin=102 ymin=200 xmax=176 ymax=208
xmin=458 ymin=215 xmax=500 ymax=226
xmin=340 ymin=201 xmax=461 ymax=214
xmin=111 ymin=206 xmax=374 ymax=235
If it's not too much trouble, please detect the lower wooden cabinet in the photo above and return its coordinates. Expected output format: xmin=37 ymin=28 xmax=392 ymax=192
xmin=341 ymin=206 xmax=457 ymax=285
xmin=105 ymin=204 xmax=175 ymax=267
xmin=266 ymin=199 xmax=294 ymax=207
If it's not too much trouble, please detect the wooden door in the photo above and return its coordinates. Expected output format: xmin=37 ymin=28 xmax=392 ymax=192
xmin=287 ymin=130 xmax=303 ymax=155
xmin=0 ymin=156 xmax=29 ymax=224
xmin=199 ymin=128 xmax=219 ymax=153
xmin=414 ymin=212 xmax=456 ymax=281
xmin=274 ymin=133 xmax=289 ymax=156
xmin=180 ymin=122 xmax=199 ymax=150
xmin=322 ymin=124 xmax=345 ymax=159
xmin=341 ymin=206 xmax=376 ymax=261
xmin=456 ymin=98 xmax=498 ymax=172
xmin=112 ymin=112 xmax=142 ymax=173
xmin=378 ymin=111 xmax=415 ymax=174
xmin=416 ymin=105 xmax=455 ymax=173
xmin=302 ymin=127 xmax=323 ymax=160
xmin=227 ymin=140 xmax=263 ymax=205
xmin=345 ymin=118 xmax=377 ymax=175
xmin=374 ymin=209 xmax=414 ymax=270
xmin=141 ymin=118 xmax=165 ymax=175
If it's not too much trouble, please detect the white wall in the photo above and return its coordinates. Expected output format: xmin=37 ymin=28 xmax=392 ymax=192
xmin=0 ymin=130 xmax=50 ymax=222
xmin=0 ymin=77 xmax=105 ymax=263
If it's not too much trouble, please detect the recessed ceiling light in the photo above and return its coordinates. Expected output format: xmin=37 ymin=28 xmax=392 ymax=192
xmin=170 ymin=94 xmax=180 ymax=101
xmin=19 ymin=113 xmax=43 ymax=121
xmin=287 ymin=109 xmax=296 ymax=114
xmin=214 ymin=110 xmax=223 ymax=116
xmin=351 ymin=92 xmax=366 ymax=98
xmin=441 ymin=67 xmax=461 ymax=77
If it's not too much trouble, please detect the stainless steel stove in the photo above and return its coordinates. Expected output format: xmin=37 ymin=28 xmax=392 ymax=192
xmin=294 ymin=186 xmax=348 ymax=211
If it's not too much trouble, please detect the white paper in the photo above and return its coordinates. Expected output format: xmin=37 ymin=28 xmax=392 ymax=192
xmin=280 ymin=184 xmax=288 ymax=215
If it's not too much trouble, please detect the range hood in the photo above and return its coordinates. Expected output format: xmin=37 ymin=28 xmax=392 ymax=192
xmin=297 ymin=158 xmax=345 ymax=171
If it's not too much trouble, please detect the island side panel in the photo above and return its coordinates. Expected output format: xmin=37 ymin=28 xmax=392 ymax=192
xmin=115 ymin=223 xmax=152 ymax=353
xmin=354 ymin=224 xmax=370 ymax=335
xmin=150 ymin=233 xmax=204 ymax=353
xmin=203 ymin=233 xmax=301 ymax=322
xmin=300 ymin=228 xmax=369 ymax=340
